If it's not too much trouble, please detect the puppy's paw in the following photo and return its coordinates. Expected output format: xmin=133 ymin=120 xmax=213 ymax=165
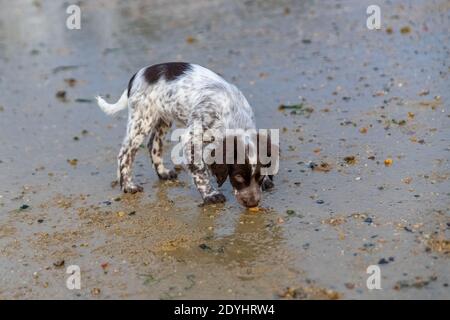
xmin=262 ymin=177 xmax=274 ymax=191
xmin=203 ymin=193 xmax=226 ymax=205
xmin=123 ymin=183 xmax=143 ymax=194
xmin=158 ymin=169 xmax=178 ymax=180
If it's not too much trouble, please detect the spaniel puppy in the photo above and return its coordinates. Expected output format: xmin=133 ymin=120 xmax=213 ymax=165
xmin=97 ymin=62 xmax=277 ymax=207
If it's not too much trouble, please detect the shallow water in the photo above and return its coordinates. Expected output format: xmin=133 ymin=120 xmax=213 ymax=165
xmin=0 ymin=0 xmax=449 ymax=299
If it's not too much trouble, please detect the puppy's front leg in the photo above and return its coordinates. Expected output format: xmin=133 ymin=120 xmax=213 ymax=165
xmin=188 ymin=163 xmax=226 ymax=204
xmin=183 ymin=130 xmax=225 ymax=204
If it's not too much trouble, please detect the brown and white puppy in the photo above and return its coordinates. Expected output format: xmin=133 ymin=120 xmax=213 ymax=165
xmin=97 ymin=62 xmax=278 ymax=207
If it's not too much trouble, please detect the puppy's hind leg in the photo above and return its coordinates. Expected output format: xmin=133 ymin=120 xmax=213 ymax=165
xmin=117 ymin=104 xmax=154 ymax=193
xmin=147 ymin=119 xmax=177 ymax=180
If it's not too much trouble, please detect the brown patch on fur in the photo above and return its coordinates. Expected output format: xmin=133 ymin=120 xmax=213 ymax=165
xmin=127 ymin=72 xmax=137 ymax=97
xmin=228 ymin=164 xmax=256 ymax=190
xmin=210 ymin=163 xmax=229 ymax=187
xmin=143 ymin=62 xmax=191 ymax=85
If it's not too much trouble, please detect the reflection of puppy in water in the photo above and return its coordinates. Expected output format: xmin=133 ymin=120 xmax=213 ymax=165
xmin=97 ymin=62 xmax=278 ymax=207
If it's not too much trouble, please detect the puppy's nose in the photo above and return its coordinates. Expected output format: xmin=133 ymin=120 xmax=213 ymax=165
xmin=243 ymin=197 xmax=260 ymax=208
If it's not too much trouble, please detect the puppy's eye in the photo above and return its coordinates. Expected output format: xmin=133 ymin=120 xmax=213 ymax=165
xmin=233 ymin=174 xmax=245 ymax=183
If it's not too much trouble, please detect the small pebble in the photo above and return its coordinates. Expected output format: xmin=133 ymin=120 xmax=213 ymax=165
xmin=199 ymin=244 xmax=212 ymax=251
xmin=364 ymin=217 xmax=373 ymax=224
xmin=53 ymin=260 xmax=65 ymax=268
xmin=286 ymin=209 xmax=296 ymax=215
xmin=91 ymin=288 xmax=101 ymax=296
xmin=384 ymin=158 xmax=393 ymax=166
xmin=345 ymin=283 xmax=355 ymax=290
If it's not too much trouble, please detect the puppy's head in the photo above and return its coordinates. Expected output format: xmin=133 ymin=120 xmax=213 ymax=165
xmin=227 ymin=163 xmax=263 ymax=207
xmin=209 ymin=131 xmax=278 ymax=208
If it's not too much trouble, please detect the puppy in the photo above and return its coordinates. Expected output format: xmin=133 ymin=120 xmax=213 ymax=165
xmin=97 ymin=62 xmax=277 ymax=207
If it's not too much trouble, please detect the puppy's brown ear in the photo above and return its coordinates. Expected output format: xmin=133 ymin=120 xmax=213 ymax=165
xmin=206 ymin=137 xmax=229 ymax=187
xmin=210 ymin=164 xmax=228 ymax=187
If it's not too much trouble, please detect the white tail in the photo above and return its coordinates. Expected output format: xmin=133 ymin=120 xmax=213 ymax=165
xmin=96 ymin=90 xmax=128 ymax=115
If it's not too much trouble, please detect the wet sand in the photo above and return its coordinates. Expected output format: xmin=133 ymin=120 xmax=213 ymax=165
xmin=0 ymin=0 xmax=449 ymax=299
